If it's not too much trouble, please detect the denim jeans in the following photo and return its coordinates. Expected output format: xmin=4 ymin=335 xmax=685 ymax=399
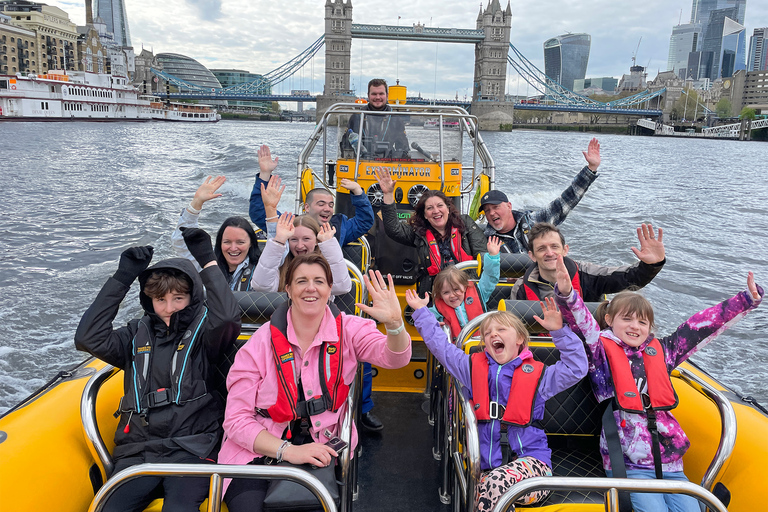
xmin=606 ymin=469 xmax=701 ymax=512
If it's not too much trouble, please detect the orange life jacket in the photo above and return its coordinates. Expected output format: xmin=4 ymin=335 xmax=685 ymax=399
xmin=425 ymin=227 xmax=473 ymax=276
xmin=435 ymin=281 xmax=485 ymax=339
xmin=266 ymin=301 xmax=349 ymax=423
xmin=523 ymin=256 xmax=583 ymax=300
xmin=601 ymin=336 xmax=678 ymax=414
xmin=470 ymin=352 xmax=545 ymax=427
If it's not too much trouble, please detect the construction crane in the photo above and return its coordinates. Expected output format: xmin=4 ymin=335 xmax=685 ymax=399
xmin=631 ymin=37 xmax=642 ymax=67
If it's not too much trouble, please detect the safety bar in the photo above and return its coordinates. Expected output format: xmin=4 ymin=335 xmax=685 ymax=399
xmin=81 ymin=365 xmax=359 ymax=511
xmin=675 ymin=366 xmax=737 ymax=492
xmin=81 ymin=364 xmax=119 ymax=478
xmin=490 ymin=476 xmax=728 ymax=512
xmin=87 ymin=463 xmax=337 ymax=512
xmin=451 ymin=383 xmax=482 ymax=510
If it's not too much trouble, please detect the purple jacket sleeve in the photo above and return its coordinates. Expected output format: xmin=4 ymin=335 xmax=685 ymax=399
xmin=412 ymin=306 xmax=472 ymax=389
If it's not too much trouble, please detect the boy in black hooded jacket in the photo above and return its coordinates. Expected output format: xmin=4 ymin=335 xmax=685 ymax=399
xmin=75 ymin=228 xmax=241 ymax=512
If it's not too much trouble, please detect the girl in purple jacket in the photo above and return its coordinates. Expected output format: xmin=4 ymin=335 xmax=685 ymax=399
xmin=406 ymin=290 xmax=587 ymax=511
xmin=553 ymin=253 xmax=762 ymax=512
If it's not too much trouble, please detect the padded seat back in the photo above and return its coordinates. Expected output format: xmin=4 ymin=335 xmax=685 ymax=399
xmin=341 ymin=237 xmax=371 ymax=274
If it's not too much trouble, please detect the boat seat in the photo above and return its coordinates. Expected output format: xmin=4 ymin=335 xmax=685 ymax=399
xmin=341 ymin=236 xmax=372 ymax=274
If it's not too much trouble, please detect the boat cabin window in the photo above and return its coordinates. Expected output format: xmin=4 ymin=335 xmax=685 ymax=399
xmin=0 ymin=80 xmax=6 ymax=89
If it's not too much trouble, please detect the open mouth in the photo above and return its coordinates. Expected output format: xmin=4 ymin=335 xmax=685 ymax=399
xmin=302 ymin=297 xmax=319 ymax=303
xmin=491 ymin=340 xmax=505 ymax=353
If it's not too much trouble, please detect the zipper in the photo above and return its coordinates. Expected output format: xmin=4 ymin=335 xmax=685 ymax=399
xmin=489 ymin=364 xmax=502 ymax=465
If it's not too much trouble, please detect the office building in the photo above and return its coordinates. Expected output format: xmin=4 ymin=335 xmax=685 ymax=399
xmin=210 ymin=68 xmax=271 ymax=110
xmin=155 ymin=53 xmax=222 ymax=90
xmin=573 ymin=77 xmax=617 ymax=94
xmin=690 ymin=0 xmax=745 ymax=26
xmin=698 ymin=7 xmax=745 ymax=79
xmin=543 ymin=33 xmax=591 ymax=91
xmin=748 ymin=28 xmax=768 ymax=71
xmin=0 ymin=1 xmax=79 ymax=73
xmin=730 ymin=69 xmax=768 ymax=114
xmin=93 ymin=0 xmax=131 ymax=47
xmin=668 ymin=23 xmax=702 ymax=78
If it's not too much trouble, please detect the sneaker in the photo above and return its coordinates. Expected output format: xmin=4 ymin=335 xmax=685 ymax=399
xmin=360 ymin=412 xmax=383 ymax=432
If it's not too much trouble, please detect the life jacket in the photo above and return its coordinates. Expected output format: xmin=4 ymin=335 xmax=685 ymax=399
xmin=435 ymin=282 xmax=486 ymax=339
xmin=266 ymin=301 xmax=349 ymax=423
xmin=469 ymin=352 xmax=545 ymax=427
xmin=523 ymin=256 xmax=582 ymax=300
xmin=425 ymin=227 xmax=473 ymax=276
xmin=601 ymin=336 xmax=678 ymax=414
xmin=233 ymin=261 xmax=257 ymax=291
xmin=120 ymin=307 xmax=209 ymax=415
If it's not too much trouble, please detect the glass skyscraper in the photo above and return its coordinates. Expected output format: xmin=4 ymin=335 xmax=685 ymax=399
xmin=668 ymin=23 xmax=702 ymax=78
xmin=748 ymin=28 xmax=768 ymax=71
xmin=543 ymin=33 xmax=591 ymax=92
xmin=699 ymin=7 xmax=746 ymax=79
xmin=94 ymin=0 xmax=131 ymax=47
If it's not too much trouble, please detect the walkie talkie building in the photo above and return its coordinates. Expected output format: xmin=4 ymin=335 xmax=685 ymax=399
xmin=543 ymin=33 xmax=591 ymax=92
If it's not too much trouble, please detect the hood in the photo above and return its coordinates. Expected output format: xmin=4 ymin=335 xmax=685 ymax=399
xmin=137 ymin=258 xmax=204 ymax=331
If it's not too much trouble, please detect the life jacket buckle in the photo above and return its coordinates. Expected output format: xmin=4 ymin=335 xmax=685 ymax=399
xmin=489 ymin=401 xmax=505 ymax=420
xmin=146 ymin=388 xmax=172 ymax=409
xmin=297 ymin=396 xmax=328 ymax=418
xmin=641 ymin=392 xmax=652 ymax=410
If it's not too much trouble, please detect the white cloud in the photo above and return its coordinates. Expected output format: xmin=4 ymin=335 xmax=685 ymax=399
xmin=47 ymin=0 xmax=768 ymax=99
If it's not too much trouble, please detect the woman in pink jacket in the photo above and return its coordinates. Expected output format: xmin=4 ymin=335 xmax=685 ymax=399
xmin=218 ymin=252 xmax=412 ymax=511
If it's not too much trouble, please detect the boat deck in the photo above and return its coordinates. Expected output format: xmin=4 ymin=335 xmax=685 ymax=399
xmin=357 ymin=391 xmax=449 ymax=512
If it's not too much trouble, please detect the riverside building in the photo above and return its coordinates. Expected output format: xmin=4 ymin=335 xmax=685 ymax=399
xmin=748 ymin=28 xmax=768 ymax=72
xmin=543 ymin=33 xmax=591 ymax=92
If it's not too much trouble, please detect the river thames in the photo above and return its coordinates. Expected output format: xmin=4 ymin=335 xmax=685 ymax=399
xmin=0 ymin=121 xmax=766 ymax=413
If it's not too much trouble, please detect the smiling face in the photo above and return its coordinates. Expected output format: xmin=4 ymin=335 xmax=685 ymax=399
xmin=368 ymin=84 xmax=388 ymax=109
xmin=481 ymin=318 xmax=526 ymax=365
xmin=424 ymin=196 xmax=450 ymax=234
xmin=305 ymin=191 xmax=334 ymax=224
xmin=528 ymin=231 xmax=569 ymax=273
xmin=440 ymin=279 xmax=467 ymax=309
xmin=220 ymin=226 xmax=251 ymax=271
xmin=151 ymin=290 xmax=191 ymax=326
xmin=288 ymin=225 xmax=317 ymax=257
xmin=483 ymin=202 xmax=515 ymax=232
xmin=285 ymin=263 xmax=332 ymax=318
xmin=606 ymin=312 xmax=651 ymax=348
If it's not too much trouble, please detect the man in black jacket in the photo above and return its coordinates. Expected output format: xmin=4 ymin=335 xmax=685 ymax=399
xmin=346 ymin=78 xmax=409 ymax=158
xmin=516 ymin=222 xmax=666 ymax=302
xmin=74 ymin=229 xmax=240 ymax=512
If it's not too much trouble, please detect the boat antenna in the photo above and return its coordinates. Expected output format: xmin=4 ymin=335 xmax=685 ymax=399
xmin=396 ymin=15 xmax=401 ymax=81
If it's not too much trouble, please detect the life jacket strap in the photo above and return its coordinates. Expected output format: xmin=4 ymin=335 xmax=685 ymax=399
xmin=489 ymin=401 xmax=505 ymax=420
xmin=143 ymin=388 xmax=172 ymax=409
xmin=296 ymin=396 xmax=329 ymax=418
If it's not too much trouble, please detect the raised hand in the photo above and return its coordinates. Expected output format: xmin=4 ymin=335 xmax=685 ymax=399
xmin=555 ymin=254 xmax=572 ymax=295
xmin=374 ymin=167 xmax=397 ymax=195
xmin=747 ymin=271 xmax=761 ymax=301
xmin=317 ymin=222 xmax=336 ymax=243
xmin=261 ymin=174 xmax=285 ymax=211
xmin=356 ymin=270 xmax=403 ymax=330
xmin=180 ymin=227 xmax=216 ymax=268
xmin=487 ymin=236 xmax=503 ymax=256
xmin=405 ymin=289 xmax=430 ymax=310
xmin=533 ymin=297 xmax=563 ymax=331
xmin=283 ymin=442 xmax=337 ymax=467
xmin=258 ymin=144 xmax=279 ymax=179
xmin=274 ymin=212 xmax=295 ymax=244
xmin=582 ymin=137 xmax=601 ymax=172
xmin=339 ymin=178 xmax=363 ymax=196
xmin=113 ymin=246 xmax=154 ymax=286
xmin=630 ymin=224 xmax=665 ymax=264
xmin=191 ymin=175 xmax=226 ymax=211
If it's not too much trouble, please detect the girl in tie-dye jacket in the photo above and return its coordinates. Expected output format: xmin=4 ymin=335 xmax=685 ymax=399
xmin=553 ymin=252 xmax=762 ymax=512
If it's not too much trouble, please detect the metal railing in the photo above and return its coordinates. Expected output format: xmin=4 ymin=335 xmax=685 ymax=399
xmin=490 ymin=476 xmax=728 ymax=512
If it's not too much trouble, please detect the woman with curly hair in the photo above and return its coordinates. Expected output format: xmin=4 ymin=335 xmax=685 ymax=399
xmin=376 ymin=168 xmax=487 ymax=294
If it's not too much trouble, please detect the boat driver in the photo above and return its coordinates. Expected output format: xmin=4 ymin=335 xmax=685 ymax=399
xmin=345 ymin=78 xmax=409 ymax=159
xmin=480 ymin=138 xmax=602 ymax=253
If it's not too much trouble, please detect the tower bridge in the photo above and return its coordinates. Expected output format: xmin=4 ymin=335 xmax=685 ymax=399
xmin=152 ymin=0 xmax=665 ymax=126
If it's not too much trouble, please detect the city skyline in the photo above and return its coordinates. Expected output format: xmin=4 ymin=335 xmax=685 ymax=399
xmin=41 ymin=0 xmax=768 ymax=98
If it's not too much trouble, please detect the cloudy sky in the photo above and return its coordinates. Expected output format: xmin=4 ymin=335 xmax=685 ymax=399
xmin=53 ymin=0 xmax=768 ymax=99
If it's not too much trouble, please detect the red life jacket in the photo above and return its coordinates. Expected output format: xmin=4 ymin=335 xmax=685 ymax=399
xmin=601 ymin=336 xmax=678 ymax=414
xmin=435 ymin=282 xmax=486 ymax=339
xmin=425 ymin=227 xmax=473 ymax=276
xmin=469 ymin=352 xmax=545 ymax=427
xmin=266 ymin=301 xmax=349 ymax=423
xmin=523 ymin=256 xmax=582 ymax=300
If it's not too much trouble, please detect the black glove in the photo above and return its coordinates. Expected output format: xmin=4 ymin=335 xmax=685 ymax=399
xmin=180 ymin=227 xmax=216 ymax=268
xmin=113 ymin=246 xmax=154 ymax=286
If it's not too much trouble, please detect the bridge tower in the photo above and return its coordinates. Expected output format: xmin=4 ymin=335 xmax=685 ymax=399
xmin=471 ymin=0 xmax=515 ymax=128
xmin=317 ymin=0 xmax=353 ymax=115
